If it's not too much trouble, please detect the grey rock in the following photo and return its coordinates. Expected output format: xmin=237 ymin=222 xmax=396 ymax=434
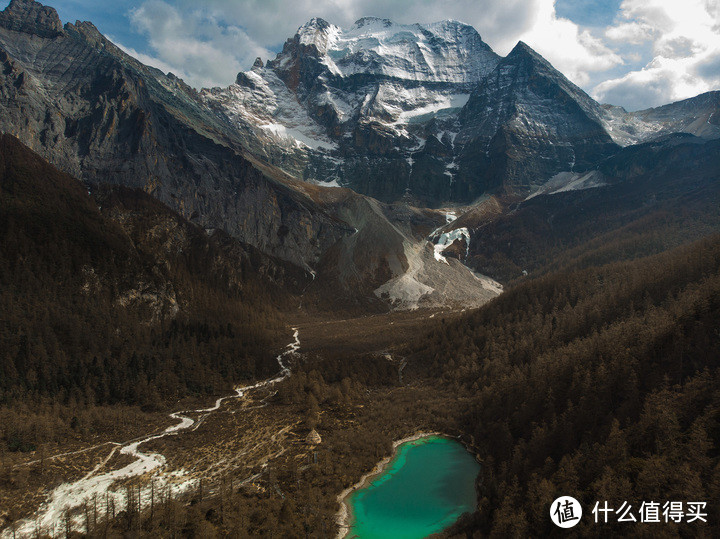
xmin=0 ymin=1 xmax=349 ymax=270
xmin=454 ymin=41 xmax=619 ymax=196
xmin=0 ymin=0 xmax=62 ymax=38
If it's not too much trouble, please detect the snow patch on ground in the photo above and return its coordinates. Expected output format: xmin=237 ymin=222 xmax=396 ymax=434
xmin=259 ymin=122 xmax=336 ymax=150
xmin=394 ymin=93 xmax=469 ymax=124
xmin=432 ymin=227 xmax=470 ymax=264
xmin=525 ymin=170 xmax=607 ymax=199
xmin=312 ymin=178 xmax=343 ymax=188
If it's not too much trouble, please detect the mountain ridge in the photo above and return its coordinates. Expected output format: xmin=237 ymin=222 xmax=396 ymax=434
xmin=207 ymin=14 xmax=719 ymax=204
xmin=0 ymin=0 xmax=718 ymax=305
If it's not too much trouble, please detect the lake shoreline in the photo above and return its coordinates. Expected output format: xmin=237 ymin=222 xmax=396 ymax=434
xmin=334 ymin=431 xmax=443 ymax=539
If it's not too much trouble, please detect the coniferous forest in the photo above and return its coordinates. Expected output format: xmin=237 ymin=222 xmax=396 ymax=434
xmin=415 ymin=235 xmax=720 ymax=536
xmin=0 ymin=135 xmax=288 ymax=450
xmin=0 ymin=1 xmax=719 ymax=535
xmin=1 ymin=126 xmax=720 ymax=537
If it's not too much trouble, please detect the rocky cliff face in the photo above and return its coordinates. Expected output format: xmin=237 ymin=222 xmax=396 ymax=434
xmin=453 ymin=41 xmax=619 ymax=195
xmin=0 ymin=2 xmax=349 ymax=271
xmin=0 ymin=0 xmax=61 ymax=38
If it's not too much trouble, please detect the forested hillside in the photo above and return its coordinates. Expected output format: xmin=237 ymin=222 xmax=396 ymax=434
xmin=414 ymin=236 xmax=720 ymax=536
xmin=0 ymin=134 xmax=293 ymax=412
xmin=468 ymin=136 xmax=720 ymax=282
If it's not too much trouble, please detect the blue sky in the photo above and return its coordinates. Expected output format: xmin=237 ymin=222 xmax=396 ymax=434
xmin=7 ymin=0 xmax=720 ymax=110
xmin=555 ymin=0 xmax=622 ymax=28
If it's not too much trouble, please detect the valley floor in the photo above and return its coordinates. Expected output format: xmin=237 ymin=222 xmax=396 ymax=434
xmin=0 ymin=307 xmax=464 ymax=537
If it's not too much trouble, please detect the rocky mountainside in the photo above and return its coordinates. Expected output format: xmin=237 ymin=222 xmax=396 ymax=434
xmin=204 ymin=17 xmax=501 ymax=203
xmin=0 ymin=0 xmax=503 ymax=312
xmin=453 ymin=41 xmax=619 ymax=196
xmin=602 ymin=90 xmax=720 ymax=146
xmin=1 ymin=0 xmax=718 ymax=309
xmin=206 ymin=17 xmax=719 ymax=206
xmin=0 ymin=0 xmax=349 ymax=272
xmin=0 ymin=0 xmax=60 ymax=37
xmin=0 ymin=133 xmax=305 ymax=402
xmin=464 ymin=134 xmax=720 ymax=281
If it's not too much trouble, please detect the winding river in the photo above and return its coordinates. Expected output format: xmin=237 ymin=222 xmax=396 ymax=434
xmin=3 ymin=329 xmax=300 ymax=538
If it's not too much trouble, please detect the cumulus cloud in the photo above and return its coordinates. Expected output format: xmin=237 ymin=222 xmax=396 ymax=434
xmin=512 ymin=1 xmax=622 ymax=85
xmin=127 ymin=0 xmax=272 ymax=88
xmin=171 ymin=0 xmax=542 ymax=55
xmin=605 ymin=22 xmax=654 ymax=45
xmin=593 ymin=0 xmax=720 ymax=110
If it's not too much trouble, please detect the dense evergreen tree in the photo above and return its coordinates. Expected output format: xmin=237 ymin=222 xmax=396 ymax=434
xmin=414 ymin=236 xmax=720 ymax=536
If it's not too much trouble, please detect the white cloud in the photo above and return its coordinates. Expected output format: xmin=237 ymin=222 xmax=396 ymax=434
xmin=126 ymin=0 xmax=272 ymax=88
xmin=170 ymin=0 xmax=543 ymax=55
xmin=594 ymin=0 xmax=720 ymax=109
xmin=605 ymin=22 xmax=654 ymax=45
xmin=512 ymin=1 xmax=622 ymax=86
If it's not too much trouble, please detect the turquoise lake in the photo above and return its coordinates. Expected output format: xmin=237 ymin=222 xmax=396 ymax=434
xmin=345 ymin=435 xmax=480 ymax=538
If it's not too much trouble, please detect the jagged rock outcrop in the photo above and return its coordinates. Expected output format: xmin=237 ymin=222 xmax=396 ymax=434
xmin=454 ymin=41 xmax=619 ymax=195
xmin=0 ymin=0 xmax=349 ymax=270
xmin=0 ymin=0 xmax=62 ymax=38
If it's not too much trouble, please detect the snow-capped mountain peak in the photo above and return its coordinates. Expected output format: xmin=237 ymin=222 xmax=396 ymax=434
xmin=202 ymin=18 xmax=719 ymax=204
xmin=204 ymin=16 xmax=502 ymax=182
xmin=296 ymin=17 xmax=341 ymax=54
xmin=284 ymin=16 xmax=499 ymax=84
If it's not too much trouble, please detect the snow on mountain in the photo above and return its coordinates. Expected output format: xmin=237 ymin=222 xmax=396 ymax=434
xmin=294 ymin=17 xmax=499 ymax=84
xmin=432 ymin=227 xmax=470 ymax=264
xmin=601 ymin=91 xmax=720 ymax=146
xmin=202 ymin=66 xmax=336 ymax=152
xmin=202 ymin=17 xmax=719 ymax=204
xmin=206 ymin=17 xmax=499 ymax=153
